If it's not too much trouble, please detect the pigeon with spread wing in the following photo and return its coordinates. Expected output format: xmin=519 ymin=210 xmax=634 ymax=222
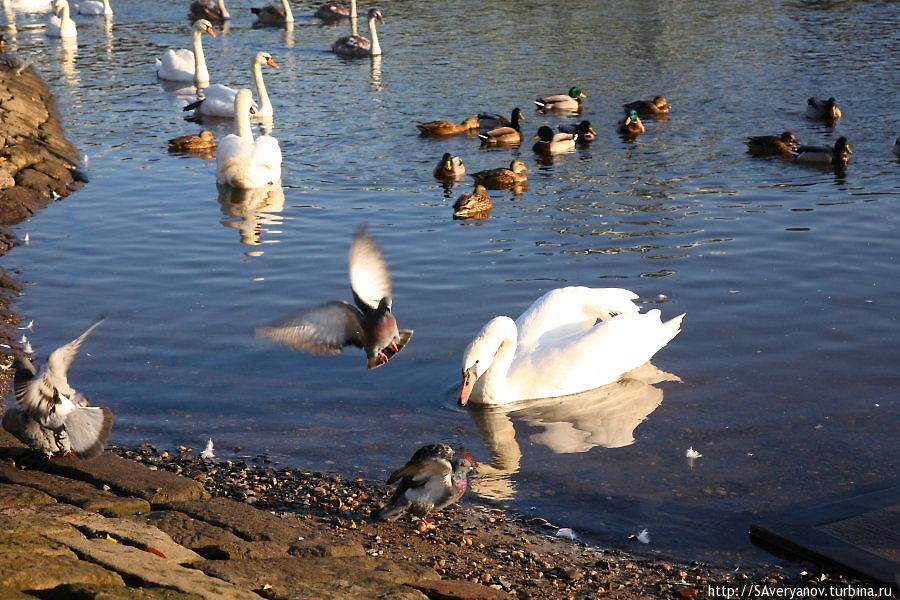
xmin=256 ymin=226 xmax=413 ymax=369
xmin=2 ymin=318 xmax=112 ymax=459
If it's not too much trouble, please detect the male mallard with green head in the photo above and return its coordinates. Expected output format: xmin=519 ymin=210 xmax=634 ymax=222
xmin=532 ymin=126 xmax=576 ymax=154
xmin=535 ymin=86 xmax=585 ymax=111
xmin=433 ymin=153 xmax=466 ymax=179
xmin=478 ymin=108 xmax=524 ymax=145
xmin=618 ymin=110 xmax=645 ymax=137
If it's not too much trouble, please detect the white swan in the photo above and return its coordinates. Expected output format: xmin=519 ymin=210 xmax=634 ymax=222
xmin=459 ymin=287 xmax=684 ymax=406
xmin=46 ymin=0 xmax=76 ymax=38
xmin=76 ymin=0 xmax=111 ymax=15
xmin=5 ymin=0 xmax=53 ymax=12
xmin=155 ymin=19 xmax=216 ymax=85
xmin=216 ymin=88 xmax=282 ymax=189
xmin=184 ymin=51 xmax=276 ymax=118
xmin=332 ymin=7 xmax=384 ymax=57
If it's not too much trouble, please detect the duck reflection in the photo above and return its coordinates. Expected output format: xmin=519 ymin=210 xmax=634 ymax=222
xmin=216 ymin=181 xmax=284 ymax=248
xmin=467 ymin=363 xmax=679 ymax=501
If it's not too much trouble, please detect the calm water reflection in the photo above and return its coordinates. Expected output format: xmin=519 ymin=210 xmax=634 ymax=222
xmin=1 ymin=0 xmax=898 ymax=563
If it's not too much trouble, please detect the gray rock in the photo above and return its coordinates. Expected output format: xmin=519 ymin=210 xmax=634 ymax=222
xmin=69 ymin=513 xmax=204 ymax=565
xmin=161 ymin=498 xmax=310 ymax=543
xmin=55 ymin=537 xmax=259 ymax=600
xmin=0 ymin=550 xmax=123 ymax=591
xmin=0 ymin=482 xmax=57 ymax=508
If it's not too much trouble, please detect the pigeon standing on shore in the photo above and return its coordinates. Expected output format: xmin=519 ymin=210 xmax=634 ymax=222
xmin=374 ymin=444 xmax=477 ymax=524
xmin=256 ymin=226 xmax=413 ymax=369
xmin=2 ymin=318 xmax=112 ymax=459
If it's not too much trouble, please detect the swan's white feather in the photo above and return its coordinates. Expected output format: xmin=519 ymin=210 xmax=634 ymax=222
xmin=216 ymin=133 xmax=281 ymax=189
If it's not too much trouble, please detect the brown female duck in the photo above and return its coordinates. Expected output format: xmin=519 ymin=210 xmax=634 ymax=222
xmin=416 ymin=117 xmax=479 ymax=136
xmin=745 ymin=131 xmax=800 ymax=156
xmin=453 ymin=185 xmax=492 ymax=219
xmin=167 ymin=130 xmax=217 ymax=152
xmin=470 ymin=160 xmax=531 ymax=189
xmin=623 ymin=96 xmax=671 ymax=116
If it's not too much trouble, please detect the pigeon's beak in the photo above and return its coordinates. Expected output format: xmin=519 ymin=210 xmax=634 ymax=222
xmin=458 ymin=365 xmax=477 ymax=406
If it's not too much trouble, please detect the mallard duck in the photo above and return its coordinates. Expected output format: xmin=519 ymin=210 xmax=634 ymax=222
xmin=558 ymin=120 xmax=596 ymax=142
xmin=745 ymin=131 xmax=800 ymax=156
xmin=478 ymin=108 xmax=524 ymax=145
xmin=792 ymin=136 xmax=851 ymax=165
xmin=453 ymin=185 xmax=492 ymax=219
xmin=434 ymin=153 xmax=466 ymax=179
xmin=315 ymin=2 xmax=349 ymax=20
xmin=806 ymin=97 xmax=841 ymax=121
xmin=189 ymin=0 xmax=229 ymax=21
xmin=168 ymin=130 xmax=217 ymax=152
xmin=532 ymin=125 xmax=576 ymax=154
xmin=534 ymin=86 xmax=585 ymax=111
xmin=618 ymin=110 xmax=645 ymax=137
xmin=251 ymin=0 xmax=293 ymax=25
xmin=470 ymin=160 xmax=531 ymax=189
xmin=476 ymin=110 xmax=515 ymax=129
xmin=623 ymin=96 xmax=671 ymax=116
xmin=332 ymin=7 xmax=385 ymax=57
xmin=416 ymin=117 xmax=479 ymax=136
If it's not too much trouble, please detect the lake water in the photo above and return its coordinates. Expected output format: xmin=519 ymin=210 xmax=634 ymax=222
xmin=2 ymin=0 xmax=898 ymax=564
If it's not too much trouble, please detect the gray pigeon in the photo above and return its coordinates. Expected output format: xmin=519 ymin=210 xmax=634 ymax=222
xmin=374 ymin=444 xmax=477 ymax=524
xmin=256 ymin=226 xmax=413 ymax=369
xmin=3 ymin=319 xmax=112 ymax=459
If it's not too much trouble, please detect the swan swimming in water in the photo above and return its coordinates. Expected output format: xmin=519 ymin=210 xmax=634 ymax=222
xmin=155 ymin=19 xmax=216 ymax=85
xmin=47 ymin=0 xmax=77 ymax=38
xmin=216 ymin=88 xmax=281 ymax=189
xmin=183 ymin=51 xmax=277 ymax=118
xmin=459 ymin=287 xmax=684 ymax=406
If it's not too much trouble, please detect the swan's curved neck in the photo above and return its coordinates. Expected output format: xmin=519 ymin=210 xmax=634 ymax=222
xmin=479 ymin=337 xmax=517 ymax=403
xmin=59 ymin=1 xmax=70 ymax=20
xmin=252 ymin=61 xmax=272 ymax=117
xmin=368 ymin=15 xmax=381 ymax=56
xmin=217 ymin=0 xmax=229 ymax=19
xmin=192 ymin=27 xmax=209 ymax=85
xmin=465 ymin=316 xmax=517 ymax=405
xmin=281 ymin=0 xmax=293 ymax=22
xmin=101 ymin=0 xmax=111 ymax=14
xmin=349 ymin=0 xmax=358 ymax=35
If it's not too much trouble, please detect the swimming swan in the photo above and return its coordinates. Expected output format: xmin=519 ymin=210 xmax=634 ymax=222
xmin=459 ymin=287 xmax=684 ymax=406
xmin=216 ymin=88 xmax=281 ymax=189
xmin=156 ymin=19 xmax=216 ymax=85
xmin=47 ymin=0 xmax=76 ymax=38
xmin=183 ymin=51 xmax=277 ymax=118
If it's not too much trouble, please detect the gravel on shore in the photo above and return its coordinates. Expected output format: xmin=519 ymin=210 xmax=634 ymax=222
xmin=109 ymin=443 xmax=871 ymax=600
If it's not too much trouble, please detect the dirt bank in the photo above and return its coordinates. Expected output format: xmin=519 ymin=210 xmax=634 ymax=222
xmin=0 ymin=51 xmax=86 ymax=395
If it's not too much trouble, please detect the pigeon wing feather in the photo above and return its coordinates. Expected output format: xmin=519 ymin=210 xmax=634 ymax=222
xmin=256 ymin=301 xmax=365 ymax=354
xmin=349 ymin=226 xmax=392 ymax=311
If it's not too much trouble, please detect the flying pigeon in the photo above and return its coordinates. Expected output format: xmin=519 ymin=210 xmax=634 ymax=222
xmin=2 ymin=318 xmax=112 ymax=459
xmin=373 ymin=444 xmax=477 ymax=524
xmin=256 ymin=226 xmax=413 ymax=369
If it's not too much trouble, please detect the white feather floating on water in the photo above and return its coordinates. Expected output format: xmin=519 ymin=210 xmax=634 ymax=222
xmin=556 ymin=528 xmax=577 ymax=540
xmin=200 ymin=437 xmax=215 ymax=459
xmin=685 ymin=446 xmax=703 ymax=459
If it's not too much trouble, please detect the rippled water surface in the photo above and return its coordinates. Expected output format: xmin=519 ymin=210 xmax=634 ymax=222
xmin=2 ymin=0 xmax=898 ymax=563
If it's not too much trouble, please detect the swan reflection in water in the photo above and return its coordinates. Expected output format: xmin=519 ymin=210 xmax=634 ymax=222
xmin=216 ymin=181 xmax=284 ymax=249
xmin=467 ymin=363 xmax=680 ymax=500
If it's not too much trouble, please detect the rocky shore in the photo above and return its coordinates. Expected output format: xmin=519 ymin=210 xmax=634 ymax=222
xmin=0 ymin=43 xmax=878 ymax=600
xmin=0 ymin=428 xmax=870 ymax=600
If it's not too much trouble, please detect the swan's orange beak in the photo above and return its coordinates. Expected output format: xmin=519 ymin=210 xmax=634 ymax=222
xmin=206 ymin=27 xmax=217 ymax=38
xmin=267 ymin=58 xmax=280 ymax=69
xmin=458 ymin=364 xmax=478 ymax=406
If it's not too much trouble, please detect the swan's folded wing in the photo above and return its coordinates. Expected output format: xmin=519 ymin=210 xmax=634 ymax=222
xmin=256 ymin=301 xmax=365 ymax=354
xmin=348 ymin=226 xmax=392 ymax=311
xmin=250 ymin=135 xmax=282 ymax=183
xmin=516 ymin=287 xmax=640 ymax=349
